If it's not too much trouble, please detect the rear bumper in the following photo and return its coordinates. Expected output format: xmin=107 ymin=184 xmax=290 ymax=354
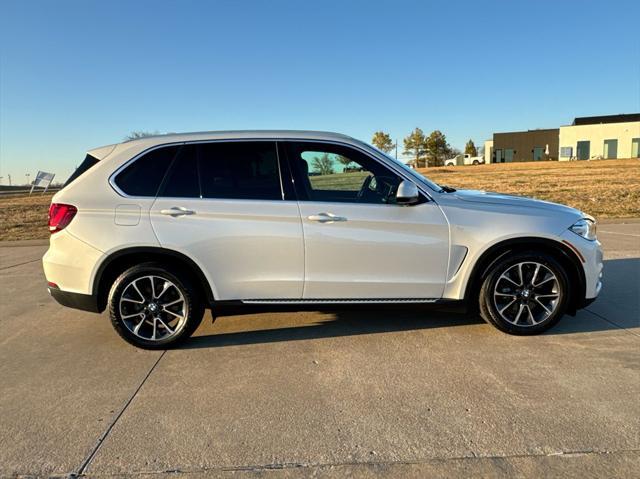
xmin=48 ymin=286 xmax=100 ymax=313
xmin=42 ymin=230 xmax=104 ymax=295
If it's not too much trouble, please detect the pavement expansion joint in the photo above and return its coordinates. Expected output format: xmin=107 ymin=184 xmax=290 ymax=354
xmin=74 ymin=351 xmax=167 ymax=476
xmin=70 ymin=448 xmax=640 ymax=477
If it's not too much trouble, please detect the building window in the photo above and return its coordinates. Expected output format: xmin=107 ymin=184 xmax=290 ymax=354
xmin=632 ymin=138 xmax=640 ymax=158
xmin=576 ymin=141 xmax=590 ymax=160
xmin=560 ymin=146 xmax=573 ymax=158
xmin=533 ymin=147 xmax=544 ymax=161
xmin=494 ymin=149 xmax=503 ymax=163
xmin=603 ymin=139 xmax=618 ymax=159
xmin=504 ymin=149 xmax=514 ymax=162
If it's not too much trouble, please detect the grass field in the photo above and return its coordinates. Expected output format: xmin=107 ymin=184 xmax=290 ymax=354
xmin=0 ymin=158 xmax=638 ymax=241
xmin=418 ymin=158 xmax=640 ymax=218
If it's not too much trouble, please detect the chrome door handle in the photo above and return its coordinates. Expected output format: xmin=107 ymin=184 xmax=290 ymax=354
xmin=160 ymin=206 xmax=195 ymax=217
xmin=308 ymin=212 xmax=347 ymax=223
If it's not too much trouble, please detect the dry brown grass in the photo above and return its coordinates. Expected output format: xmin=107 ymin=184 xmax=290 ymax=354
xmin=0 ymin=159 xmax=638 ymax=241
xmin=0 ymin=193 xmax=54 ymax=241
xmin=418 ymin=158 xmax=640 ymax=219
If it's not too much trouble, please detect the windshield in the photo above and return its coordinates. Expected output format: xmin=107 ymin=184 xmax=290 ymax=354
xmin=362 ymin=143 xmax=442 ymax=192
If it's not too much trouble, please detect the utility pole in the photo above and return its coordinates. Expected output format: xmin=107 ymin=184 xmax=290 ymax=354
xmin=395 ymin=139 xmax=398 ymax=160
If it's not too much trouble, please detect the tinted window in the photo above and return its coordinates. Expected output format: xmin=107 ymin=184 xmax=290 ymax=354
xmin=198 ymin=142 xmax=281 ymax=200
xmin=114 ymin=146 xmax=179 ymax=196
xmin=160 ymin=145 xmax=200 ymax=198
xmin=285 ymin=142 xmax=403 ymax=204
xmin=64 ymin=154 xmax=99 ymax=187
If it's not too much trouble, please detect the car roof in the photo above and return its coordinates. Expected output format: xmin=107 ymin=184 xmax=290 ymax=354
xmin=88 ymin=130 xmax=360 ymax=159
xmin=125 ymin=129 xmax=354 ymax=144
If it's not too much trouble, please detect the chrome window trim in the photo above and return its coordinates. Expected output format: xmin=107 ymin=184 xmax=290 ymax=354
xmin=109 ymin=139 xmax=286 ymax=201
xmin=108 ymin=141 xmax=186 ymax=199
xmin=277 ymin=138 xmax=436 ymax=203
xmin=108 ymin=137 xmax=435 ymax=203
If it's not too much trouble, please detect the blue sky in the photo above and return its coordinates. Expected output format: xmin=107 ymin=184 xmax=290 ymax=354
xmin=1 ymin=0 xmax=639 ymax=183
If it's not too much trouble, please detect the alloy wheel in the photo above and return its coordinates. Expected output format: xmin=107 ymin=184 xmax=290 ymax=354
xmin=493 ymin=261 xmax=561 ymax=326
xmin=118 ymin=275 xmax=188 ymax=342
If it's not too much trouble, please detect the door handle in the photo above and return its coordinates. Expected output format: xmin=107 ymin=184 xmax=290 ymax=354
xmin=160 ymin=206 xmax=196 ymax=217
xmin=308 ymin=212 xmax=347 ymax=223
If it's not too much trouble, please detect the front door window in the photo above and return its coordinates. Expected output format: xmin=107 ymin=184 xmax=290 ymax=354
xmin=285 ymin=142 xmax=405 ymax=205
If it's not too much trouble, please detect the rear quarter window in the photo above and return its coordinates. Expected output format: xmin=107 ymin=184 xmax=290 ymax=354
xmin=63 ymin=154 xmax=100 ymax=187
xmin=113 ymin=145 xmax=180 ymax=197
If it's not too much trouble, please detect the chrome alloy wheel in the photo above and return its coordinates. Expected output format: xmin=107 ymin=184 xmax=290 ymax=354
xmin=493 ymin=262 xmax=561 ymax=327
xmin=118 ymin=275 xmax=188 ymax=342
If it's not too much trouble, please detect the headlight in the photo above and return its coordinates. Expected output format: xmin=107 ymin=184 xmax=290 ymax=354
xmin=569 ymin=218 xmax=597 ymax=241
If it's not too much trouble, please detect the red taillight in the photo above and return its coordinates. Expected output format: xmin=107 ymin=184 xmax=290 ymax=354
xmin=48 ymin=203 xmax=77 ymax=234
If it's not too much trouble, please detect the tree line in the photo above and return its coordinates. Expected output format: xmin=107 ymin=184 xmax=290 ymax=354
xmin=372 ymin=129 xmax=477 ymax=168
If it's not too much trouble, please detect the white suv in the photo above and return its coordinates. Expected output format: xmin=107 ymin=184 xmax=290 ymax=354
xmin=43 ymin=131 xmax=602 ymax=349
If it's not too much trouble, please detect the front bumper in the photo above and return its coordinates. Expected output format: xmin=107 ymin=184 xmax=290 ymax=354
xmin=560 ymin=230 xmax=603 ymax=302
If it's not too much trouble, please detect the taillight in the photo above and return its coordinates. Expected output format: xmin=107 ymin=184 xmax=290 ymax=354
xmin=48 ymin=203 xmax=77 ymax=234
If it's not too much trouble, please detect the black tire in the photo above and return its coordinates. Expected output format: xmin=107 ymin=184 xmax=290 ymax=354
xmin=108 ymin=262 xmax=204 ymax=349
xmin=479 ymin=251 xmax=569 ymax=335
xmin=472 ymin=160 xmax=479 ymax=165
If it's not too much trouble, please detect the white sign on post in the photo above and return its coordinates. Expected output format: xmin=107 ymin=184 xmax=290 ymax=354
xmin=29 ymin=171 xmax=56 ymax=195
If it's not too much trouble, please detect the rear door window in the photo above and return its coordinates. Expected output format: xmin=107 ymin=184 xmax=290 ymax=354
xmin=114 ymin=145 xmax=179 ymax=196
xmin=197 ymin=141 xmax=282 ymax=200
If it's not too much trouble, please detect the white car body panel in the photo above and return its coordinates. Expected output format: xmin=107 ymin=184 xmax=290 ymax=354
xmin=43 ymin=130 xmax=602 ymax=315
xmin=149 ymin=197 xmax=304 ymax=300
xmin=297 ymin=201 xmax=449 ymax=299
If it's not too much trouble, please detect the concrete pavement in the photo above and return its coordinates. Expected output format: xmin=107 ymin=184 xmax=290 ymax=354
xmin=0 ymin=223 xmax=638 ymax=477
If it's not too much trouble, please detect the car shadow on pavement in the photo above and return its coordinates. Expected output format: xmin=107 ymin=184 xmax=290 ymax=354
xmin=181 ymin=307 xmax=482 ymax=350
xmin=179 ymin=258 xmax=639 ymax=350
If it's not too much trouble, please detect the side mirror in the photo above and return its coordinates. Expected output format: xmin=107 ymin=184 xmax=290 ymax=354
xmin=396 ymin=180 xmax=420 ymax=205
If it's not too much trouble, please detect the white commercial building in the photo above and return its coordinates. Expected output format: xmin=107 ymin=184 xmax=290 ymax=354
xmin=559 ymin=114 xmax=640 ymax=161
xmin=484 ymin=139 xmax=493 ymax=164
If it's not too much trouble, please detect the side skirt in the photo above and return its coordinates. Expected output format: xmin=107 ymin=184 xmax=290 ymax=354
xmin=210 ymin=298 xmax=466 ymax=317
xmin=241 ymin=298 xmax=440 ymax=305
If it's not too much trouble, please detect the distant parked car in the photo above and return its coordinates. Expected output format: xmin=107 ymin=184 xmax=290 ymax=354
xmin=445 ymin=153 xmax=485 ymax=166
xmin=44 ymin=130 xmax=602 ymax=348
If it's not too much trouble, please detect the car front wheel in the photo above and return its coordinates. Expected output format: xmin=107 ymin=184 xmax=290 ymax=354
xmin=479 ymin=252 xmax=569 ymax=334
xmin=108 ymin=263 xmax=204 ymax=349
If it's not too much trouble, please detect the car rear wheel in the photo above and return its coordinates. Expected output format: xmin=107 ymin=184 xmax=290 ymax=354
xmin=108 ymin=263 xmax=204 ymax=349
xmin=479 ymin=252 xmax=569 ymax=334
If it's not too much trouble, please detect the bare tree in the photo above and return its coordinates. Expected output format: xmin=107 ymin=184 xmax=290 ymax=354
xmin=311 ymin=154 xmax=334 ymax=175
xmin=125 ymin=130 xmax=160 ymax=141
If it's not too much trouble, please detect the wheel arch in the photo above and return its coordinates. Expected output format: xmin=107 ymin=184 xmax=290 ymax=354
xmin=463 ymin=237 xmax=586 ymax=315
xmin=93 ymin=247 xmax=216 ymax=312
